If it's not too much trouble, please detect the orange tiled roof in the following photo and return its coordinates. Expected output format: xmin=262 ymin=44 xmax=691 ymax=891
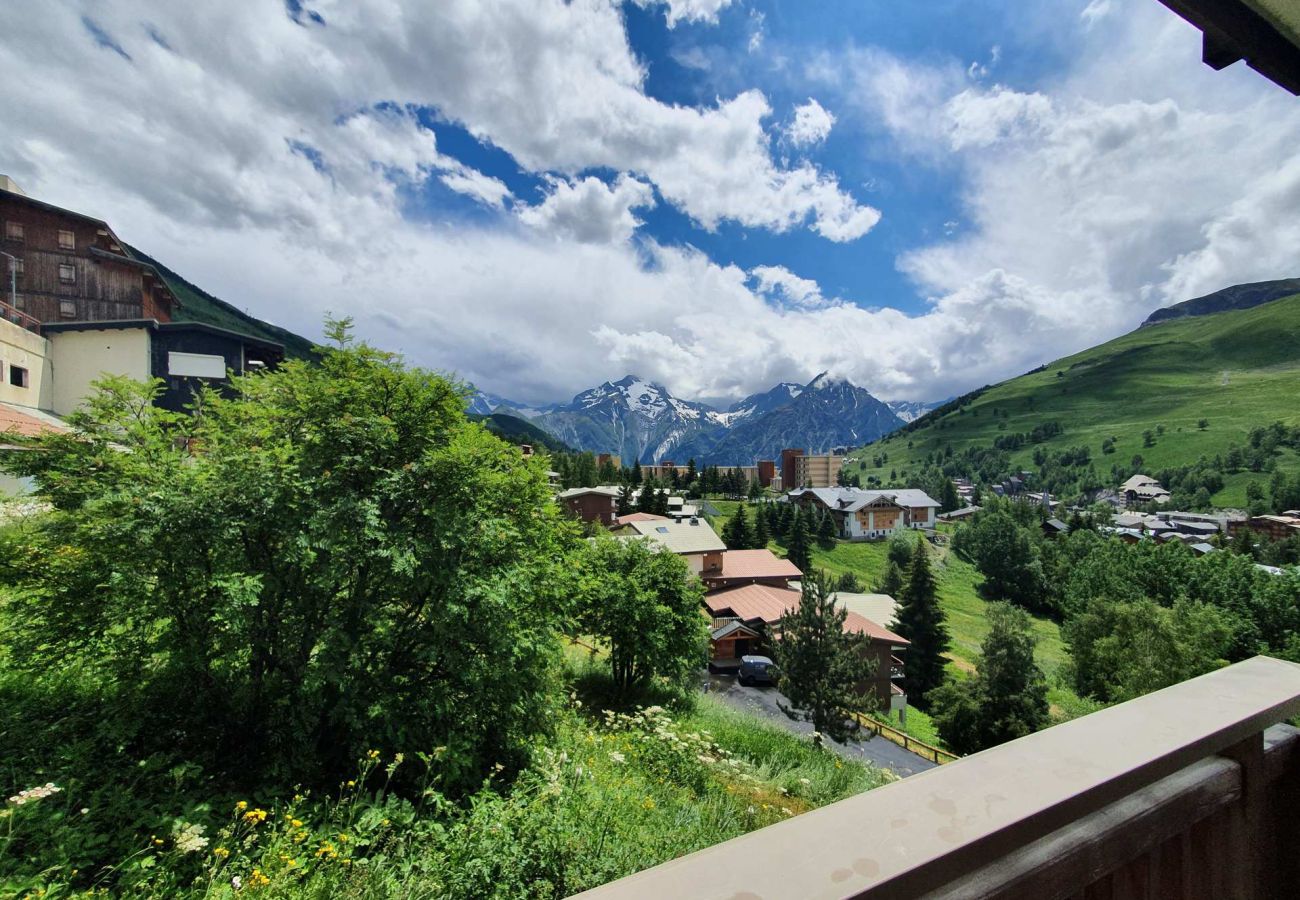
xmin=707 ymin=549 xmax=802 ymax=581
xmin=614 ymin=512 xmax=671 ymax=525
xmin=843 ymin=611 xmax=910 ymax=646
xmin=0 ymin=403 xmax=69 ymax=439
xmin=704 ymin=583 xmax=801 ymax=625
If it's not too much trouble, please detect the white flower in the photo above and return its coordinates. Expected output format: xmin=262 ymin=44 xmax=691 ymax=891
xmin=173 ymin=821 xmax=209 ymax=854
xmin=799 ymin=777 xmax=811 ymax=786
xmin=231 ymin=876 xmax=242 ymax=890
xmin=7 ymin=782 xmax=61 ymax=806
xmin=608 ymin=751 xmax=626 ymax=764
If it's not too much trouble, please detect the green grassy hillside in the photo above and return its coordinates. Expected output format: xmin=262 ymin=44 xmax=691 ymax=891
xmin=126 ymin=245 xmax=319 ymax=359
xmin=851 ymin=292 xmax=1300 ymax=506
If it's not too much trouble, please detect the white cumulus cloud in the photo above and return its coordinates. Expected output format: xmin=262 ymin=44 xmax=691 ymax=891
xmin=785 ymin=98 xmax=836 ymax=147
xmin=517 ymin=174 xmax=656 ymax=244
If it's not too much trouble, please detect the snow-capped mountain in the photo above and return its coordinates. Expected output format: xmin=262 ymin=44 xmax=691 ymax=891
xmin=719 ymin=382 xmax=805 ymax=425
xmin=886 ymin=399 xmax=944 ymax=424
xmin=532 ymin=375 xmax=730 ymax=464
xmin=677 ymin=373 xmax=904 ymax=463
xmin=495 ymin=372 xmax=912 ymax=464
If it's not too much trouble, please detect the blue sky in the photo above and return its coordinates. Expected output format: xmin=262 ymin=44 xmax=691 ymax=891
xmin=3 ymin=0 xmax=1299 ymax=406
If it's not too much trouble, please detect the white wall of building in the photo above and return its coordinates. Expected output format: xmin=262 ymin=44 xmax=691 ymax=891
xmin=48 ymin=327 xmax=151 ymax=415
xmin=0 ymin=317 xmax=52 ymax=411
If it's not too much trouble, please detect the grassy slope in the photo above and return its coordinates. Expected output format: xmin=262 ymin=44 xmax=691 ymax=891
xmin=849 ymin=293 xmax=1300 ymax=505
xmin=126 ymin=245 xmax=319 ymax=359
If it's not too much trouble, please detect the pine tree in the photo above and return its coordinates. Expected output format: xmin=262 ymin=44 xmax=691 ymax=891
xmin=891 ymin=543 xmax=949 ymax=706
xmin=723 ymin=503 xmax=754 ymax=550
xmin=630 ymin=460 xmax=643 ymax=486
xmin=754 ymin=504 xmax=771 ymax=548
xmin=931 ymin=603 xmax=1049 ymax=754
xmin=785 ymin=507 xmax=813 ymax=574
xmin=817 ymin=508 xmax=838 ymax=549
xmin=877 ymin=560 xmax=903 ymax=597
xmin=686 ymin=458 xmax=698 ymax=484
xmin=616 ymin=484 xmax=635 ymax=516
xmin=775 ymin=571 xmax=875 ymax=746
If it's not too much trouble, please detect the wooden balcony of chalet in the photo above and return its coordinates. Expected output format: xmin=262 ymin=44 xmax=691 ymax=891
xmin=577 ymin=655 xmax=1300 ymax=899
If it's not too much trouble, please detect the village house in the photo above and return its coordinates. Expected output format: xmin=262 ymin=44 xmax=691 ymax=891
xmin=1245 ymin=514 xmax=1300 ymax=541
xmin=938 ymin=504 xmax=982 ymax=523
xmin=557 ymin=486 xmax=621 ymax=526
xmin=1120 ymin=473 xmax=1172 ymax=506
xmin=610 ymin=517 xmax=726 ymax=575
xmin=699 ymin=548 xmax=801 ymax=592
xmin=0 ymin=180 xmax=285 ymax=421
xmin=704 ymin=582 xmax=909 ymax=716
xmin=2 ymin=180 xmax=177 ymax=325
xmin=789 ymin=486 xmax=940 ymax=539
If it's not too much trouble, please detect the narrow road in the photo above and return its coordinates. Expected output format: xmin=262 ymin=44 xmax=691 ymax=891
xmin=705 ymin=673 xmax=938 ymax=777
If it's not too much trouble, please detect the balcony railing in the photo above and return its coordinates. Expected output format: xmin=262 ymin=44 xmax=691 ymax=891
xmin=0 ymin=298 xmax=40 ymax=334
xmin=576 ymin=655 xmax=1300 ymax=899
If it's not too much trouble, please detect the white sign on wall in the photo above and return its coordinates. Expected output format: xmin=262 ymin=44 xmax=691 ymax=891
xmin=167 ymin=351 xmax=226 ymax=379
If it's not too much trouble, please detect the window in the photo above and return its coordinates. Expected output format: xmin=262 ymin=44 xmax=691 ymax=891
xmin=57 ymin=229 xmax=75 ymax=250
xmin=3 ymin=221 xmax=22 ymax=241
xmin=8 ymin=365 xmax=27 ymax=389
xmin=59 ymin=299 xmax=76 ymax=318
xmin=58 ymin=264 xmax=75 ymax=284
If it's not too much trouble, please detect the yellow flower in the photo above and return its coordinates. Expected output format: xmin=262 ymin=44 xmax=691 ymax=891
xmin=642 ymin=797 xmax=656 ymax=810
xmin=345 ymin=780 xmax=356 ymax=788
xmin=290 ymin=818 xmax=303 ymax=828
xmin=249 ymin=868 xmax=271 ymax=887
xmin=338 ymin=833 xmax=350 ymax=843
xmin=236 ymin=801 xmax=248 ymax=811
xmin=213 ymin=847 xmax=230 ymax=859
xmin=242 ymin=808 xmax=268 ymax=825
xmin=366 ymin=749 xmax=380 ymax=760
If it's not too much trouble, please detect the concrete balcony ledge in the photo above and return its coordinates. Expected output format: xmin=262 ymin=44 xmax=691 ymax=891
xmin=575 ymin=656 xmax=1300 ymax=899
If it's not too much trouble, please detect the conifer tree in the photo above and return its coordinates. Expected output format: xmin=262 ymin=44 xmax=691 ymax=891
xmin=630 ymin=460 xmax=643 ymax=485
xmin=775 ymin=570 xmax=875 ymax=746
xmin=891 ymin=542 xmax=950 ymax=705
xmin=754 ymin=504 xmax=771 ymax=548
xmin=877 ymin=560 xmax=903 ymax=597
xmin=616 ymin=484 xmax=634 ymax=516
xmin=817 ymin=508 xmax=838 ymax=549
xmin=723 ymin=503 xmax=754 ymax=550
xmin=785 ymin=507 xmax=813 ymax=574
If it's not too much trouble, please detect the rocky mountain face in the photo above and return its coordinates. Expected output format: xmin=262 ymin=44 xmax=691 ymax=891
xmin=526 ymin=376 xmax=730 ymax=465
xmin=679 ymin=374 xmax=905 ymax=463
xmin=469 ymin=374 xmax=914 ymax=464
xmin=1141 ymin=277 xmax=1300 ymax=327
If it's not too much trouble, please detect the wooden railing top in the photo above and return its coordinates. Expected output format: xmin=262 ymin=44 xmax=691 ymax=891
xmin=575 ymin=656 xmax=1300 ymax=899
xmin=0 ymin=299 xmax=41 ymax=334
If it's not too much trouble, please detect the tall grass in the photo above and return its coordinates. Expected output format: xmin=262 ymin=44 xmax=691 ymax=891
xmin=0 ymin=664 xmax=891 ymax=898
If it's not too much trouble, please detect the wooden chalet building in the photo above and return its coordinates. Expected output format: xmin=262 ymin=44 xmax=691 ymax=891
xmin=1 ymin=181 xmax=177 ymax=326
xmin=790 ymin=486 xmax=940 ymax=540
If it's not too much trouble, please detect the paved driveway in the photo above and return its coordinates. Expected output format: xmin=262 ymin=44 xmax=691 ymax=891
xmin=705 ymin=673 xmax=938 ymax=777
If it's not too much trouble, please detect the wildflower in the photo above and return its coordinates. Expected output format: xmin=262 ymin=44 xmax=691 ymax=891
xmin=80 ymin=808 xmax=90 ymax=815
xmin=236 ymin=801 xmax=248 ymax=811
xmin=290 ymin=818 xmax=303 ymax=828
xmin=338 ymin=833 xmax=350 ymax=843
xmin=231 ymin=876 xmax=242 ymax=890
xmin=799 ymin=777 xmax=811 ymax=786
xmin=249 ymin=868 xmax=271 ymax=887
xmin=174 ymin=822 xmax=209 ymax=854
xmin=345 ymin=780 xmax=356 ymax=788
xmin=608 ymin=751 xmax=625 ymax=764
xmin=367 ymin=749 xmax=380 ymax=760
xmin=242 ymin=808 xmax=268 ymax=825
xmin=642 ymin=797 xmax=656 ymax=810
xmin=781 ymin=807 xmax=794 ymax=816
xmin=7 ymin=782 xmax=61 ymax=806
xmin=214 ymin=847 xmax=231 ymax=859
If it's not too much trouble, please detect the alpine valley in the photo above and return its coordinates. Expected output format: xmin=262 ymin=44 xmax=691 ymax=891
xmin=468 ymin=374 xmax=934 ymax=465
